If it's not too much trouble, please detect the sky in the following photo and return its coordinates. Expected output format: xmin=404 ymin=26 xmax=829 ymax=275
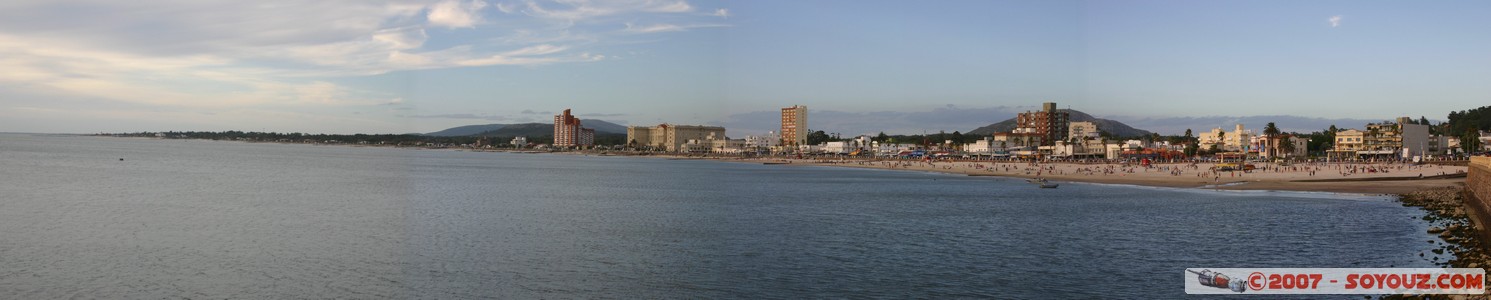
xmin=1 ymin=0 xmax=1488 ymax=135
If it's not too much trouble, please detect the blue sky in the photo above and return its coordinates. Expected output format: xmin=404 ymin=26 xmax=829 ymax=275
xmin=0 ymin=0 xmax=1487 ymax=135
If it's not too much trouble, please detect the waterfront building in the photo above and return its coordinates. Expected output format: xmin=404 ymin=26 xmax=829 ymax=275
xmin=781 ymin=105 xmax=808 ymax=147
xmin=709 ymin=139 xmax=748 ymax=154
xmin=873 ymin=142 xmax=918 ymax=156
xmin=1013 ymin=102 xmax=1069 ymax=146
xmin=822 ymin=141 xmax=853 ymax=154
xmin=1048 ymin=139 xmax=1114 ymax=158
xmin=1328 ymin=118 xmax=1433 ymax=160
xmin=965 ymin=137 xmax=996 ymax=154
xmin=992 ymin=132 xmax=1044 ymax=149
xmin=1360 ymin=120 xmax=1404 ymax=157
xmin=626 ymin=124 xmax=727 ymax=152
xmin=1198 ymin=124 xmax=1254 ymax=152
xmin=820 ymin=137 xmax=868 ymax=155
xmin=743 ymin=131 xmax=781 ymax=152
xmin=1334 ymin=129 xmax=1365 ymax=152
xmin=1482 ymin=131 xmax=1491 ymax=152
xmin=1252 ymin=134 xmax=1308 ymax=159
xmin=626 ymin=126 xmax=654 ymax=149
xmin=1428 ymin=135 xmax=1452 ymax=157
xmin=1068 ymin=121 xmax=1099 ymax=140
xmin=510 ymin=136 xmax=528 ymax=148
xmin=1328 ymin=129 xmax=1365 ymax=160
xmin=552 ymin=109 xmax=594 ymax=148
xmin=1399 ymin=120 xmax=1430 ymax=159
xmin=1350 ymin=117 xmax=1429 ymax=159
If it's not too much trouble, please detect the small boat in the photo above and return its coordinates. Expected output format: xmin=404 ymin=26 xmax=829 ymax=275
xmin=1038 ymin=182 xmax=1059 ymax=189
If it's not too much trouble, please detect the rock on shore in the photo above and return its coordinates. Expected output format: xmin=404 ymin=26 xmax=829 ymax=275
xmin=1396 ymin=186 xmax=1488 ymax=292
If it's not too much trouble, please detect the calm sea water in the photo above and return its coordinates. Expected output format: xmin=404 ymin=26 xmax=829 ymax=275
xmin=0 ymin=134 xmax=1442 ymax=298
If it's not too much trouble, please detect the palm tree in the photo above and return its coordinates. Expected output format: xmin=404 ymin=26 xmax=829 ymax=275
xmin=1279 ymin=135 xmax=1296 ymax=158
xmin=1217 ymin=131 xmax=1226 ymax=152
xmin=1263 ymin=122 xmax=1281 ymax=158
xmin=1100 ymin=138 xmax=1111 ymax=160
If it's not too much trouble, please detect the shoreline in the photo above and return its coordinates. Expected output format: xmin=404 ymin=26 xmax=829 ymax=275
xmin=88 ymin=134 xmax=1470 ymax=196
xmin=684 ymin=156 xmax=1469 ymax=196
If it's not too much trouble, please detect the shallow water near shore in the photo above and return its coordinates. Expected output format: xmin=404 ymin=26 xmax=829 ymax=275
xmin=0 ymin=134 xmax=1447 ymax=298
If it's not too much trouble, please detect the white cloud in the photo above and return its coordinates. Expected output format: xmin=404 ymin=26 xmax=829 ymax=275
xmin=713 ymin=8 xmax=729 ymax=18
xmin=495 ymin=1 xmax=516 ymax=13
xmin=645 ymin=1 xmax=692 ymax=13
xmin=0 ymin=0 xmax=726 ymax=119
xmin=522 ymin=0 xmax=697 ymax=21
xmin=503 ymin=44 xmax=568 ymax=56
xmin=624 ymin=22 xmax=727 ymax=34
xmin=1329 ymin=15 xmax=1342 ymax=28
xmin=427 ymin=0 xmax=489 ymax=29
xmin=626 ymin=23 xmax=685 ymax=33
xmin=372 ymin=27 xmax=428 ymax=50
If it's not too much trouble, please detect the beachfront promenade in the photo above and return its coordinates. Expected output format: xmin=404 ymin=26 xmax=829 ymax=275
xmin=727 ymin=157 xmax=1470 ymax=194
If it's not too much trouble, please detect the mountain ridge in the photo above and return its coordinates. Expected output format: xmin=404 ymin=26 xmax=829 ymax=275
xmin=426 ymin=120 xmax=627 ymax=137
xmin=967 ymin=109 xmax=1154 ymax=138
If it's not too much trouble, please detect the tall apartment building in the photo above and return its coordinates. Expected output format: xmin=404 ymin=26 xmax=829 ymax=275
xmin=626 ymin=124 xmax=727 ymax=152
xmin=781 ymin=105 xmax=808 ymax=147
xmin=553 ymin=109 xmax=594 ymax=147
xmin=1013 ymin=102 xmax=1068 ymax=146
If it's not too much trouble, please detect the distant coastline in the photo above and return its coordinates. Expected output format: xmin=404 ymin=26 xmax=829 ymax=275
xmin=87 ymin=133 xmax=1468 ymax=196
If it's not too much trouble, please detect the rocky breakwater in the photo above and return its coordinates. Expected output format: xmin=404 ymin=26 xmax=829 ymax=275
xmin=1400 ymin=187 xmax=1488 ymax=269
xmin=1392 ymin=186 xmax=1488 ymax=300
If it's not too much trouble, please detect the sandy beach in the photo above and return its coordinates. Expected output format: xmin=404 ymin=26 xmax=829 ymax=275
xmin=722 ymin=157 xmax=1469 ymax=195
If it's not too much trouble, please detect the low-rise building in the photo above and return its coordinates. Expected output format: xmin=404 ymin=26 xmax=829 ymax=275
xmin=1328 ymin=117 xmax=1434 ymax=160
xmin=965 ymin=137 xmax=996 ymax=154
xmin=1068 ymin=121 xmax=1099 ymax=139
xmin=1048 ymin=139 xmax=1114 ymax=158
xmin=626 ymin=124 xmax=727 ymax=152
xmin=1198 ymin=124 xmax=1254 ymax=152
xmin=1482 ymin=131 xmax=1491 ymax=152
xmin=510 ymin=136 xmax=528 ymax=148
xmin=1253 ymin=134 xmax=1308 ymax=159
xmin=1427 ymin=135 xmax=1452 ymax=157
xmin=743 ymin=131 xmax=780 ymax=152
xmin=1334 ymin=129 xmax=1365 ymax=152
xmin=874 ymin=142 xmax=918 ymax=156
xmin=992 ymin=132 xmax=1044 ymax=149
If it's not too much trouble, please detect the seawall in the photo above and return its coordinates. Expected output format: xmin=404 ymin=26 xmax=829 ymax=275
xmin=1466 ymin=156 xmax=1491 ymax=243
xmin=1471 ymin=157 xmax=1491 ymax=200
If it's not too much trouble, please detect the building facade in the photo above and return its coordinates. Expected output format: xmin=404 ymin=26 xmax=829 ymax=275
xmin=1068 ymin=121 xmax=1099 ymax=140
xmin=1328 ymin=117 xmax=1434 ymax=160
xmin=1198 ymin=124 xmax=1254 ymax=152
xmin=992 ymin=132 xmax=1045 ymax=149
xmin=743 ymin=131 xmax=781 ymax=152
xmin=1013 ymin=102 xmax=1069 ymax=146
xmin=1334 ymin=129 xmax=1365 ymax=152
xmin=626 ymin=124 xmax=727 ymax=152
xmin=1253 ymin=134 xmax=1309 ymax=159
xmin=781 ymin=105 xmax=808 ymax=147
xmin=553 ymin=109 xmax=593 ymax=147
